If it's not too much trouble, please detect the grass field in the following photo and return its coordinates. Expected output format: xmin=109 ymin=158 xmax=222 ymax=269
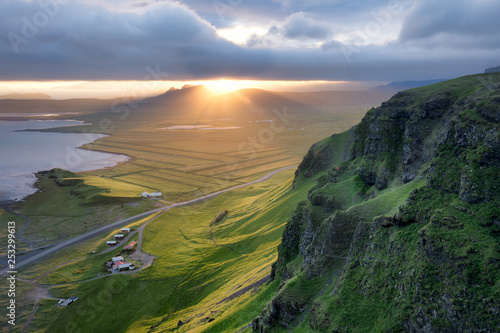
xmin=4 ymin=170 xmax=314 ymax=333
xmin=77 ymin=119 xmax=341 ymax=203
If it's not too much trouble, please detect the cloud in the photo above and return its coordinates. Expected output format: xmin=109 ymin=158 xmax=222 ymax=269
xmin=399 ymin=0 xmax=500 ymax=42
xmin=0 ymin=0 xmax=225 ymax=79
xmin=180 ymin=0 xmax=285 ymax=28
xmin=246 ymin=12 xmax=333 ymax=49
xmin=270 ymin=12 xmax=332 ymax=40
xmin=0 ymin=0 xmax=499 ymax=83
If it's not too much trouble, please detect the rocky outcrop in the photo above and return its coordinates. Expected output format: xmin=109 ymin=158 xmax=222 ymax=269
xmin=253 ymin=73 xmax=500 ymax=332
xmin=294 ymin=128 xmax=354 ymax=180
xmin=485 ymin=65 xmax=500 ymax=73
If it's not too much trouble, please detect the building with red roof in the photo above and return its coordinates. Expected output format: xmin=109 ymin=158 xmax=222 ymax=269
xmin=123 ymin=241 xmax=137 ymax=251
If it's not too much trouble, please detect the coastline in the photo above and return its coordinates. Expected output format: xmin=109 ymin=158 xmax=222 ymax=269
xmin=74 ymin=151 xmax=134 ymax=174
xmin=0 ymin=119 xmax=131 ymax=204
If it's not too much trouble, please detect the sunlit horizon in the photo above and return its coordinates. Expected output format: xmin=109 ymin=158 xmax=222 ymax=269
xmin=0 ymin=79 xmax=381 ymax=100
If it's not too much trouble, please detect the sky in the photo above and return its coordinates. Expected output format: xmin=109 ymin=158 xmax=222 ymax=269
xmin=0 ymin=0 xmax=499 ymax=97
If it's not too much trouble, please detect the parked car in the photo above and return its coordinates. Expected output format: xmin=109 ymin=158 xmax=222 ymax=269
xmin=68 ymin=296 xmax=78 ymax=302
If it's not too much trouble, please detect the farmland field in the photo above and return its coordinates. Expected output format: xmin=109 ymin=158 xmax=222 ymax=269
xmin=75 ymin=113 xmax=368 ymax=203
xmin=23 ymin=88 xmax=390 ymax=206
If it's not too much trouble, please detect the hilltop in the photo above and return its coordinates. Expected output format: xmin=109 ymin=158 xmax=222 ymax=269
xmin=253 ymin=73 xmax=500 ymax=332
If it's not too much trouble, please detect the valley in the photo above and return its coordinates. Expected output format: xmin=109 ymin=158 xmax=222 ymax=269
xmin=0 ymin=87 xmax=391 ymax=332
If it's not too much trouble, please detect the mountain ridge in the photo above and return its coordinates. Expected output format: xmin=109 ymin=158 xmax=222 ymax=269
xmin=371 ymin=79 xmax=447 ymax=92
xmin=253 ymin=73 xmax=500 ymax=332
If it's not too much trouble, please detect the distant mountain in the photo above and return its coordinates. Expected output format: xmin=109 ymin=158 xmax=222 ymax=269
xmin=97 ymin=85 xmax=393 ymax=127
xmin=485 ymin=65 xmax=500 ymax=73
xmin=0 ymin=92 xmax=52 ymax=100
xmin=371 ymin=79 xmax=447 ymax=92
xmin=152 ymin=84 xmax=212 ymax=101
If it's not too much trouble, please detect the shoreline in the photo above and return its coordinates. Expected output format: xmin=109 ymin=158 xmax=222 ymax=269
xmin=74 ymin=152 xmax=135 ymax=175
xmin=0 ymin=116 xmax=83 ymax=122
xmin=0 ymin=119 xmax=131 ymax=204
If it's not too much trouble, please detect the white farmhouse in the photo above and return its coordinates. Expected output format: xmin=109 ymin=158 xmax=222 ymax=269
xmin=141 ymin=192 xmax=162 ymax=198
xmin=111 ymin=256 xmax=124 ymax=263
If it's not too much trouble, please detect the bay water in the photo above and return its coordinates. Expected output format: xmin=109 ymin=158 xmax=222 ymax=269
xmin=0 ymin=120 xmax=129 ymax=202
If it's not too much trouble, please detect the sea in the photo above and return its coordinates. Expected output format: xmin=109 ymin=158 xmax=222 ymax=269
xmin=0 ymin=120 xmax=129 ymax=203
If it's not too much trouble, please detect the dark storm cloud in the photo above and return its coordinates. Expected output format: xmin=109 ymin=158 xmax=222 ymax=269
xmin=399 ymin=0 xmax=500 ymax=42
xmin=0 ymin=0 xmax=499 ymax=82
xmin=0 ymin=0 xmax=224 ymax=79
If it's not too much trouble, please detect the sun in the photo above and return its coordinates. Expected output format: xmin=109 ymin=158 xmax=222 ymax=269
xmin=203 ymin=79 xmax=255 ymax=95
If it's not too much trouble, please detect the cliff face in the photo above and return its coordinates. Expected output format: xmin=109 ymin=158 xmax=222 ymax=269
xmin=253 ymin=73 xmax=500 ymax=332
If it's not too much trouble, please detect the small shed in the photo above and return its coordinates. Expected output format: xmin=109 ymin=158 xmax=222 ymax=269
xmin=106 ymin=241 xmax=117 ymax=246
xmin=123 ymin=241 xmax=137 ymax=251
xmin=114 ymin=234 xmax=124 ymax=240
xmin=121 ymin=228 xmax=130 ymax=233
xmin=118 ymin=262 xmax=133 ymax=271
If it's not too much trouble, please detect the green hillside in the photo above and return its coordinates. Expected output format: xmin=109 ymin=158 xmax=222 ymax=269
xmin=254 ymin=73 xmax=500 ymax=332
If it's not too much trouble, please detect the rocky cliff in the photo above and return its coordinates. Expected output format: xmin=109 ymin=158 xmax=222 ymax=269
xmin=253 ymin=73 xmax=500 ymax=332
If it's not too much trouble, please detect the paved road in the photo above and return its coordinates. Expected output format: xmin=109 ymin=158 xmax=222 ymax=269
xmin=0 ymin=166 xmax=296 ymax=276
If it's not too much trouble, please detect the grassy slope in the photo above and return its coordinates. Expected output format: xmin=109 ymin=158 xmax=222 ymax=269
xmin=22 ymin=170 xmax=313 ymax=333
xmin=258 ymin=73 xmax=500 ymax=332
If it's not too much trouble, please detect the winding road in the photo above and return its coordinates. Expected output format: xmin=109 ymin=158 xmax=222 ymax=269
xmin=0 ymin=166 xmax=296 ymax=277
